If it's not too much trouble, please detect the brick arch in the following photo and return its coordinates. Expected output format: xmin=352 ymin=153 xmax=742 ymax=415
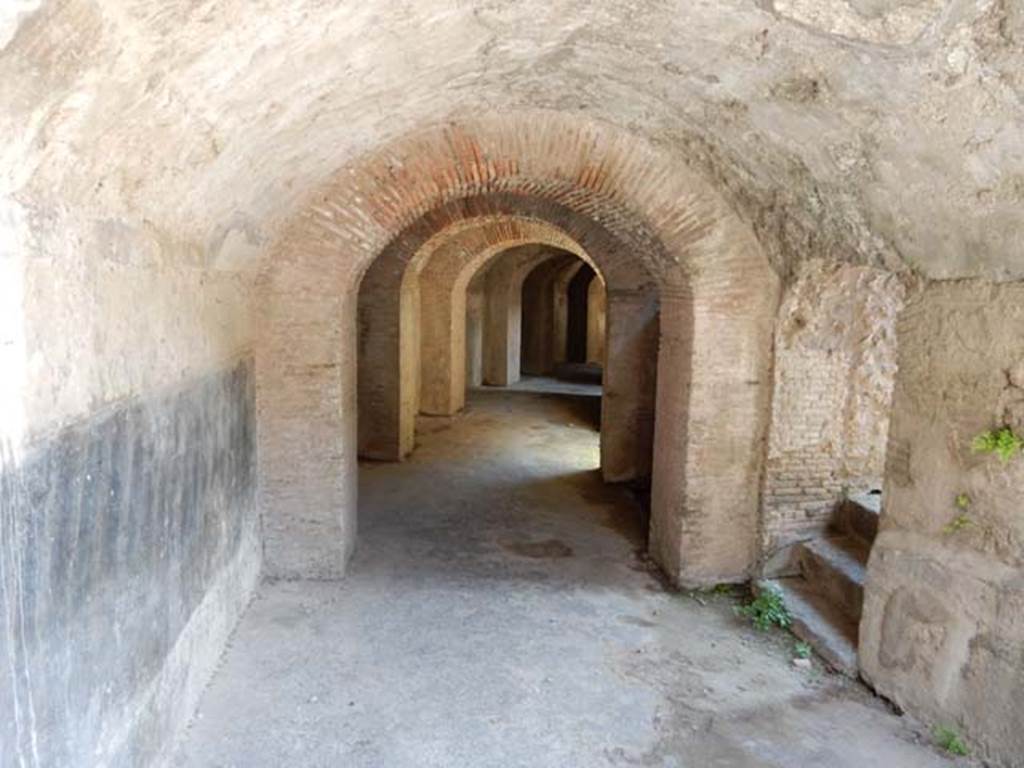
xmin=355 ymin=191 xmax=654 ymax=294
xmin=405 ymin=214 xmax=593 ymax=281
xmin=411 ymin=219 xmax=588 ymax=419
xmin=520 ymin=253 xmax=583 ymax=377
xmin=357 ymin=204 xmax=661 ymax=484
xmin=258 ymin=111 xmax=780 ymax=588
xmin=359 ymin=214 xmax=592 ymax=460
xmin=467 ymin=245 xmax=585 ymax=390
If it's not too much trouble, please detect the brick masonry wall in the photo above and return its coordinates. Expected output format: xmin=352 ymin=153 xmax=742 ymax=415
xmin=261 ymin=112 xmax=780 ymax=585
xmin=415 ymin=219 xmax=581 ymax=413
xmin=761 ymin=260 xmax=906 ymax=563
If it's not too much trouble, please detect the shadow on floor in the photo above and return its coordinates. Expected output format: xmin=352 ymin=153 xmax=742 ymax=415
xmin=175 ymin=387 xmax=955 ymax=768
xmin=470 ymin=386 xmax=601 ymax=430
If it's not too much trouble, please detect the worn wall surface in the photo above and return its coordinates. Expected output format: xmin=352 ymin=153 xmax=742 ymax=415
xmin=465 ymin=280 xmax=485 ymax=389
xmin=3 ymin=0 xmax=1024 ymax=764
xmin=1 ymin=358 xmax=260 ymax=768
xmin=586 ymin=275 xmax=607 ymax=366
xmin=0 ymin=209 xmax=255 ymax=453
xmin=762 ymin=260 xmax=905 ymax=565
xmin=4 ymin=1 xmax=1022 ymax=285
xmin=1 ymin=173 xmax=258 ymax=768
xmin=521 ymin=254 xmax=577 ymax=376
xmin=552 ymin=262 xmax=585 ymax=366
xmin=860 ymin=281 xmax=1024 ymax=767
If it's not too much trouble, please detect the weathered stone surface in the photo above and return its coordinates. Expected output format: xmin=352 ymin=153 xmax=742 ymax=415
xmin=860 ymin=281 xmax=1024 ymax=767
xmin=586 ymin=272 xmax=607 ymax=366
xmin=0 ymin=358 xmax=260 ymax=767
xmin=520 ymin=253 xmax=578 ymax=377
xmin=2 ymin=1 xmax=1023 ymax=764
xmin=773 ymin=0 xmax=946 ymax=45
xmin=862 ymin=535 xmax=1024 ymax=766
xmin=3 ymin=1 xmax=1022 ymax=294
xmin=762 ymin=259 xmax=906 ymax=559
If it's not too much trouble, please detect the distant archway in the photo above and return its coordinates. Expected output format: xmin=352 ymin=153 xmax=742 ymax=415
xmin=257 ymin=112 xmax=780 ymax=588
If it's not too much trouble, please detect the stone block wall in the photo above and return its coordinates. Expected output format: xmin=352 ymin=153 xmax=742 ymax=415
xmin=860 ymin=280 xmax=1024 ymax=767
xmin=761 ymin=261 xmax=905 ymax=566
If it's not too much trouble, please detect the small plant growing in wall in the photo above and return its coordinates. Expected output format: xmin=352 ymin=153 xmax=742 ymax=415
xmin=793 ymin=641 xmax=812 ymax=659
xmin=933 ymin=725 xmax=969 ymax=757
xmin=943 ymin=513 xmax=973 ymax=535
xmin=942 ymin=493 xmax=973 ymax=534
xmin=972 ymin=426 xmax=1024 ymax=463
xmin=737 ymin=584 xmax=791 ymax=631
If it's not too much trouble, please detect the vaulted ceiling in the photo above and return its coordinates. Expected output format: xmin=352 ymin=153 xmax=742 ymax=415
xmin=2 ymin=0 xmax=1022 ymax=279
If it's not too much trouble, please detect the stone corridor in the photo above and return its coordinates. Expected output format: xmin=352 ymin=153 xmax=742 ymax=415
xmin=173 ymin=388 xmax=948 ymax=767
xmin=4 ymin=3 xmax=1023 ymax=765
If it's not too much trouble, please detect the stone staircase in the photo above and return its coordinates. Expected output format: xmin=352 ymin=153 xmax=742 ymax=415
xmin=759 ymin=492 xmax=880 ymax=676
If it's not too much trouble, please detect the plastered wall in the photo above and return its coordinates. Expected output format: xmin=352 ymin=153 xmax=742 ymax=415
xmin=3 ymin=1 xmax=1022 ymax=762
xmin=1 ymin=210 xmax=260 ymax=767
xmin=860 ymin=280 xmax=1024 ymax=767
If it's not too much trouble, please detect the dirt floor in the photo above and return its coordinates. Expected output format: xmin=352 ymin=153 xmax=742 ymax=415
xmin=173 ymin=385 xmax=969 ymax=767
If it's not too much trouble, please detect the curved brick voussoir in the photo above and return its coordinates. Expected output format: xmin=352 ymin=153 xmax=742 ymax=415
xmin=258 ymin=111 xmax=778 ymax=592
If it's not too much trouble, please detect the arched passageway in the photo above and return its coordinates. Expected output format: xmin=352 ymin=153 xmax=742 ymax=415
xmin=259 ymin=113 xmax=780 ymax=591
xmin=520 ymin=253 xmax=578 ymax=377
xmin=6 ymin=4 xmax=1024 ymax=765
xmin=175 ymin=376 xmax=941 ymax=768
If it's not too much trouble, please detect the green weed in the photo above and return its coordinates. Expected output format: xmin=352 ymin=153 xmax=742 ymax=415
xmin=933 ymin=725 xmax=969 ymax=756
xmin=972 ymin=426 xmax=1024 ymax=463
xmin=736 ymin=584 xmax=791 ymax=631
xmin=943 ymin=514 xmax=973 ymax=535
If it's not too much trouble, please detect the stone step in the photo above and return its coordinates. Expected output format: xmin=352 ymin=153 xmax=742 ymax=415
xmin=833 ymin=492 xmax=880 ymax=546
xmin=796 ymin=535 xmax=868 ymax=622
xmin=757 ymin=577 xmax=859 ymax=677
